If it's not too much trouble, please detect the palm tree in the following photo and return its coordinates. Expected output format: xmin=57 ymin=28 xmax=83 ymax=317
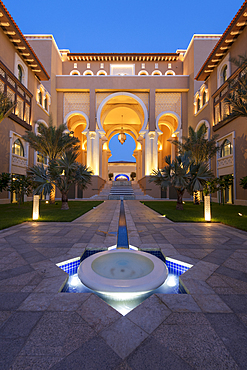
xmin=150 ymin=155 xmax=213 ymax=210
xmin=0 ymin=92 xmax=16 ymax=123
xmin=172 ymin=123 xmax=218 ymax=204
xmin=29 ymin=150 xmax=93 ymax=210
xmin=150 ymin=155 xmax=189 ymax=210
xmin=173 ymin=123 xmax=219 ymax=165
xmin=23 ymin=115 xmax=80 ymax=203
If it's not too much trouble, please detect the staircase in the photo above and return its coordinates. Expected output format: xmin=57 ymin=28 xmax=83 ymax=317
xmin=108 ymin=181 xmax=135 ymax=200
xmin=131 ymin=181 xmax=154 ymax=200
xmin=89 ymin=180 xmax=154 ymax=200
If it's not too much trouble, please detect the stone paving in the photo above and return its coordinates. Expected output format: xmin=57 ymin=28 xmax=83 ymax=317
xmin=0 ymin=200 xmax=247 ymax=369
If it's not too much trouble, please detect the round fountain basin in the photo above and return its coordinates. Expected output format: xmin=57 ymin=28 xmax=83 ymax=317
xmin=77 ymin=249 xmax=168 ymax=293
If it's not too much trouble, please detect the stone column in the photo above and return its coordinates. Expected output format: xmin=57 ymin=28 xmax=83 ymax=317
xmin=87 ymin=131 xmax=99 ymax=175
xmin=145 ymin=131 xmax=158 ymax=175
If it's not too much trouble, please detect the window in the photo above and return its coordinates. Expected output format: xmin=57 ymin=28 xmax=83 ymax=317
xmin=83 ymin=70 xmax=93 ymax=76
xmin=197 ymin=97 xmax=200 ymax=112
xmin=138 ymin=70 xmax=148 ymax=76
xmin=37 ymin=151 xmax=48 ymax=165
xmin=70 ymin=70 xmax=80 ymax=75
xmin=12 ymin=138 xmax=24 ymax=157
xmin=38 ymin=90 xmax=43 ymax=105
xmin=202 ymin=90 xmax=207 ymax=106
xmin=152 ymin=70 xmax=162 ymax=76
xmin=97 ymin=70 xmax=107 ymax=76
xmin=100 ymin=63 xmax=104 ymax=69
xmin=17 ymin=65 xmax=23 ymax=83
xmin=221 ymin=139 xmax=232 ymax=157
xmin=44 ymin=96 xmax=48 ymax=111
xmin=222 ymin=65 xmax=227 ymax=83
xmin=165 ymin=70 xmax=175 ymax=76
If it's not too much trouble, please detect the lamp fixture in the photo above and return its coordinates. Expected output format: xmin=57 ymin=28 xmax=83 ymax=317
xmin=118 ymin=115 xmax=126 ymax=145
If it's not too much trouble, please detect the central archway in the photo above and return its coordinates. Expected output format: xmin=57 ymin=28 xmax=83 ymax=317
xmin=115 ymin=174 xmax=130 ymax=181
xmin=98 ymin=93 xmax=146 ymax=181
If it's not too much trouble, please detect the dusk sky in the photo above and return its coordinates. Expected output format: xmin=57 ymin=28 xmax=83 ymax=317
xmin=2 ymin=0 xmax=244 ymax=161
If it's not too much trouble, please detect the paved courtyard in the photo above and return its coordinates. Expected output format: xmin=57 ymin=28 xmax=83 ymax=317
xmin=0 ymin=200 xmax=247 ymax=369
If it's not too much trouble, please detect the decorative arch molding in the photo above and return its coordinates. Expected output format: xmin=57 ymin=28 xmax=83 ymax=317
xmin=64 ymin=110 xmax=89 ymax=134
xmin=165 ymin=70 xmax=175 ymax=76
xmin=156 ymin=111 xmax=182 ymax=139
xmin=97 ymin=92 xmax=148 ymax=136
xmin=115 ymin=174 xmax=130 ymax=181
xmin=152 ymin=70 xmax=162 ymax=76
xmin=107 ymin=127 xmax=138 ymax=144
xmin=195 ymin=120 xmax=210 ymax=139
xmin=138 ymin=70 xmax=149 ymax=76
xmin=70 ymin=70 xmax=80 ymax=76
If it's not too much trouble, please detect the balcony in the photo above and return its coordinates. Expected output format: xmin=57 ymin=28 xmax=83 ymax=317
xmin=0 ymin=60 xmax=32 ymax=130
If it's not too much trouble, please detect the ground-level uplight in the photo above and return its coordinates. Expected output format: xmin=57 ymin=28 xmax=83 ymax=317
xmin=45 ymin=200 xmax=49 ymax=204
xmin=238 ymin=213 xmax=242 ymax=216
xmin=32 ymin=195 xmax=40 ymax=220
xmin=204 ymin=195 xmax=211 ymax=221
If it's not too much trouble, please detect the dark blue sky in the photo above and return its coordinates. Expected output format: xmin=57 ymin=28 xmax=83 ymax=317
xmin=3 ymin=0 xmax=244 ymax=53
xmin=2 ymin=0 xmax=244 ymax=161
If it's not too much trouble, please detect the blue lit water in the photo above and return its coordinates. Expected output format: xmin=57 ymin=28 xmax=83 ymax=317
xmin=59 ymin=250 xmax=191 ymax=315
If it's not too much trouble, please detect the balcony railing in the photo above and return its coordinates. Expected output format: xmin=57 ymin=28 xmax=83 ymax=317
xmin=213 ymin=64 xmax=247 ymax=127
xmin=0 ymin=60 xmax=32 ymax=130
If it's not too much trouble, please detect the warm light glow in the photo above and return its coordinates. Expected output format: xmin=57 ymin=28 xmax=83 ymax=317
xmin=32 ymin=195 xmax=40 ymax=220
xmin=204 ymin=195 xmax=211 ymax=221
xmin=45 ymin=200 xmax=49 ymax=204
xmin=238 ymin=213 xmax=242 ymax=217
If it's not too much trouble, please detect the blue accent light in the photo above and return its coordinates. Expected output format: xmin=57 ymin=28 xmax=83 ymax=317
xmin=114 ymin=174 xmax=130 ymax=181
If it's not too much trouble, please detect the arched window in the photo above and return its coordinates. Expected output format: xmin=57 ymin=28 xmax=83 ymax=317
xmin=221 ymin=139 xmax=232 ymax=157
xmin=202 ymin=90 xmax=207 ymax=106
xmin=38 ymin=90 xmax=43 ymax=105
xmin=152 ymin=70 xmax=162 ymax=76
xmin=83 ymin=70 xmax=93 ymax=76
xmin=17 ymin=65 xmax=23 ymax=83
xmin=70 ymin=70 xmax=80 ymax=75
xmin=97 ymin=70 xmax=107 ymax=76
xmin=44 ymin=96 xmax=48 ymax=111
xmin=165 ymin=70 xmax=175 ymax=76
xmin=37 ymin=151 xmax=48 ymax=165
xmin=138 ymin=70 xmax=149 ymax=76
xmin=222 ymin=65 xmax=227 ymax=84
xmin=12 ymin=138 xmax=24 ymax=157
xmin=197 ymin=97 xmax=200 ymax=112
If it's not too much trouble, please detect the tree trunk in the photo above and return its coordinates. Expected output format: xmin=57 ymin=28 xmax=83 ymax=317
xmin=49 ymin=184 xmax=56 ymax=204
xmin=61 ymin=192 xmax=69 ymax=210
xmin=176 ymin=190 xmax=184 ymax=210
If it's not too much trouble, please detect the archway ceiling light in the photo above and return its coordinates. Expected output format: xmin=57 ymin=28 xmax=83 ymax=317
xmin=118 ymin=131 xmax=126 ymax=145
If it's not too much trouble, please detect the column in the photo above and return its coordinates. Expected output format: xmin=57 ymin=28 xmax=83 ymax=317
xmin=87 ymin=131 xmax=99 ymax=175
xmin=145 ymin=131 xmax=158 ymax=175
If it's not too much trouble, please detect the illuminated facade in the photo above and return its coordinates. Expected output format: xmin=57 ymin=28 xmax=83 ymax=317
xmin=0 ymin=0 xmax=246 ymax=203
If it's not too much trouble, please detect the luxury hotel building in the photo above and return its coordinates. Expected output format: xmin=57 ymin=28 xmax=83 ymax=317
xmin=0 ymin=0 xmax=246 ymax=204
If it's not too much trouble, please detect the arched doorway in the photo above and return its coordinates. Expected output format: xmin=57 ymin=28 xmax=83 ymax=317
xmin=115 ymin=174 xmax=130 ymax=181
xmin=156 ymin=111 xmax=181 ymax=169
xmin=65 ymin=111 xmax=89 ymax=166
xmin=97 ymin=93 xmax=148 ymax=181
